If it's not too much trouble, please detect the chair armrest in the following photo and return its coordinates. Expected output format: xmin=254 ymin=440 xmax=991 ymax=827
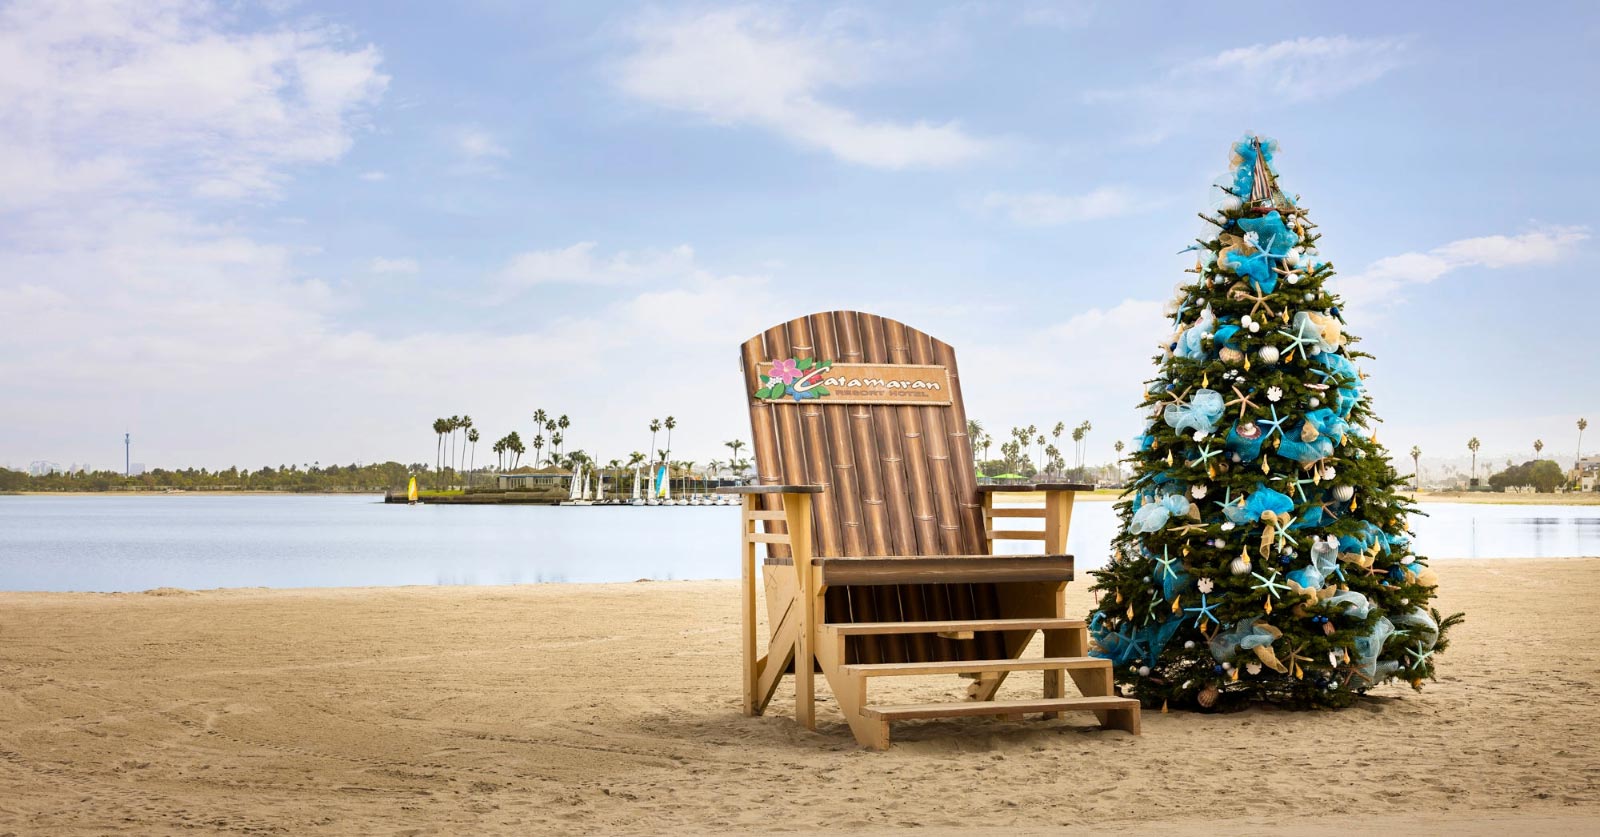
xmin=977 ymin=482 xmax=1094 ymax=493
xmin=716 ymin=484 xmax=824 ymax=495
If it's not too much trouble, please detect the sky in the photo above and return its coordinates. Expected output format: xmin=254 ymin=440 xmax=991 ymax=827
xmin=1 ymin=0 xmax=1596 ymax=476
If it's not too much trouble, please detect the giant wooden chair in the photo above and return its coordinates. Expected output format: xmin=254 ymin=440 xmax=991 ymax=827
xmin=722 ymin=311 xmax=1140 ymax=749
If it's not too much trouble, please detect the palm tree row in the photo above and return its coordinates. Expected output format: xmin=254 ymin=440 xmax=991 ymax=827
xmin=430 ymin=415 xmax=475 ymax=485
xmin=965 ymin=418 xmax=1098 ymax=481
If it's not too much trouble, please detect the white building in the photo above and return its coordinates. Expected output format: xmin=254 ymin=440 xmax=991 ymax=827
xmin=1578 ymin=456 xmax=1600 ymax=491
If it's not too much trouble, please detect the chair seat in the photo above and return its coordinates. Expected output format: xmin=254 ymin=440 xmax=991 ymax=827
xmin=812 ymin=554 xmax=1073 ymax=586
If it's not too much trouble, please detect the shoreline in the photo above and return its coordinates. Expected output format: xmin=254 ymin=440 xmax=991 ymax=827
xmin=0 ymin=558 xmax=1594 ymax=834
xmin=6 ymin=487 xmax=1599 ymax=505
xmin=3 ymin=554 xmax=1595 ymax=598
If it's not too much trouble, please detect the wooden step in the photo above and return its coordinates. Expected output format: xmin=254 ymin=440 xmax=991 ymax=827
xmin=862 ymin=695 xmax=1139 ymax=722
xmin=843 ymin=656 xmax=1108 ymax=678
xmin=825 ymin=618 xmax=1085 ymax=636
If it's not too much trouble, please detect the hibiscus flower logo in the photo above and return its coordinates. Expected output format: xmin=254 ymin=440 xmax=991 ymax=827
xmin=754 ymin=357 xmax=833 ymax=402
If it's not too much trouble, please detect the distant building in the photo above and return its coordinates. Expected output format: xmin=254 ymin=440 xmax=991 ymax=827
xmin=129 ymin=462 xmax=147 ymax=476
xmin=496 ymin=465 xmax=572 ymax=490
xmin=27 ymin=461 xmax=62 ymax=476
xmin=1578 ymin=456 xmax=1600 ymax=491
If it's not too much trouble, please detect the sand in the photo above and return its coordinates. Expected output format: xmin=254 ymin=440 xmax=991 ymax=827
xmin=1 ymin=559 xmax=1597 ymax=836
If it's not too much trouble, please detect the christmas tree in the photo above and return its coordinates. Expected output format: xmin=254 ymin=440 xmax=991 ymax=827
xmin=1087 ymin=136 xmax=1463 ymax=710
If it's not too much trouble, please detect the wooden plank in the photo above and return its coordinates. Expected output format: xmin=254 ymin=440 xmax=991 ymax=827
xmin=786 ymin=493 xmax=816 ymax=730
xmin=816 ymin=314 xmax=903 ymax=664
xmin=742 ymin=336 xmax=790 ymax=563
xmin=813 ymin=313 xmax=867 ymax=558
xmin=1044 ymin=489 xmax=1075 ymax=555
xmin=909 ymin=329 xmax=963 ymax=556
xmin=826 ymin=617 xmax=1087 ymax=636
xmin=745 ymin=509 xmax=788 ymax=520
xmin=844 ymin=655 xmax=1110 ymax=678
xmin=788 ymin=315 xmax=842 ymax=560
xmin=933 ymin=338 xmax=985 ymax=553
xmin=908 ymin=328 xmax=989 ymax=661
xmin=862 ymin=695 xmax=1139 ymax=722
xmin=986 ymin=529 xmax=1048 ymax=541
xmin=742 ymin=495 xmax=758 ymax=715
xmin=817 ymin=555 xmax=1074 ymax=587
xmin=858 ymin=313 xmax=930 ymax=661
xmin=984 ymin=507 xmax=1047 ymax=518
xmin=887 ymin=319 xmax=940 ymax=555
xmin=745 ymin=532 xmax=792 ymax=545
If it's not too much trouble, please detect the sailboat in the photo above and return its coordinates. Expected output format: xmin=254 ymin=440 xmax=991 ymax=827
xmin=406 ymin=476 xmax=418 ymax=505
xmin=560 ymin=464 xmax=592 ymax=506
xmin=630 ymin=465 xmax=644 ymax=506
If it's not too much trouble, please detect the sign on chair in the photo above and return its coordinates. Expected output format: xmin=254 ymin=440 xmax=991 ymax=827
xmin=752 ymin=358 xmax=952 ymax=406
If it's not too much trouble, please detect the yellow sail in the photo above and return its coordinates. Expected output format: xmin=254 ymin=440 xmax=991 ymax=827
xmin=407 ymin=476 xmax=418 ymax=503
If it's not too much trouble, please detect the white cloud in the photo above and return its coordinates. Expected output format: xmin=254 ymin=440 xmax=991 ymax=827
xmin=1338 ymin=226 xmax=1588 ymax=307
xmin=0 ymin=0 xmax=388 ymax=208
xmin=455 ymin=125 xmax=508 ymax=159
xmin=981 ymin=186 xmax=1155 ymax=226
xmin=1016 ymin=0 xmax=1095 ymax=29
xmin=370 ymin=257 xmax=419 ymax=274
xmin=617 ymin=8 xmax=989 ymax=169
xmin=359 ymin=170 xmax=388 ymax=181
xmin=1089 ymin=36 xmax=1407 ymax=142
xmin=497 ymin=242 xmax=697 ymax=288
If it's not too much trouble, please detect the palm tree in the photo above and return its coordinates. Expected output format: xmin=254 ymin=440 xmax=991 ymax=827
xmin=432 ymin=418 xmax=448 ymax=473
xmin=1534 ymin=438 xmax=1544 ymax=460
xmin=967 ymin=419 xmax=986 ymax=466
xmin=467 ymin=428 xmax=479 ymax=486
xmin=1468 ymin=437 xmax=1481 ymax=484
xmin=1578 ymin=418 xmax=1589 ymax=487
xmin=532 ymin=409 xmax=547 ymax=436
xmin=447 ymin=415 xmax=462 ymax=473
xmin=679 ymin=459 xmax=695 ymax=495
xmin=1034 ymin=434 xmax=1046 ymax=473
xmin=724 ymin=439 xmax=745 ymax=472
xmin=550 ymin=434 xmax=563 ymax=464
xmin=458 ymin=416 xmax=473 ymax=483
xmin=1114 ymin=439 xmax=1126 ymax=480
xmin=627 ymin=451 xmax=647 ymax=492
xmin=707 ymin=459 xmax=723 ymax=483
xmin=1410 ymin=445 xmax=1422 ymax=492
xmin=664 ymin=416 xmax=677 ymax=460
xmin=506 ymin=431 xmax=525 ymax=468
xmin=649 ymin=419 xmax=662 ymax=464
xmin=492 ymin=437 xmax=507 ymax=471
xmin=532 ymin=434 xmax=545 ymax=468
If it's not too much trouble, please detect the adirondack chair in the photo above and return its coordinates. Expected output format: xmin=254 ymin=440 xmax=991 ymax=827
xmin=722 ymin=311 xmax=1140 ymax=749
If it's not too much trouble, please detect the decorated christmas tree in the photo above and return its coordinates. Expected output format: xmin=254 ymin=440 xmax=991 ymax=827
xmin=1087 ymin=136 xmax=1463 ymax=710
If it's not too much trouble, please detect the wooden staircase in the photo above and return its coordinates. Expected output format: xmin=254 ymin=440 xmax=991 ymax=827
xmin=818 ymin=617 xmax=1140 ymax=749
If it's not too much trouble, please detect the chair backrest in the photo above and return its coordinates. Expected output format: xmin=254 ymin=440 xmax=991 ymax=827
xmin=740 ymin=311 xmax=985 ymax=560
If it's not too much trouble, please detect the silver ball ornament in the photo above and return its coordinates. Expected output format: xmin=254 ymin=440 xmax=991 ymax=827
xmin=1258 ymin=345 xmax=1280 ymax=365
xmin=1333 ymin=485 xmax=1355 ymax=502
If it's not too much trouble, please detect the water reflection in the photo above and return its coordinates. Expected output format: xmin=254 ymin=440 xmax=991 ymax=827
xmin=0 ymin=494 xmax=1595 ymax=592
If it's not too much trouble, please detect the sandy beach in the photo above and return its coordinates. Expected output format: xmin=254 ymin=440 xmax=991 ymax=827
xmin=1 ymin=558 xmax=1597 ymax=835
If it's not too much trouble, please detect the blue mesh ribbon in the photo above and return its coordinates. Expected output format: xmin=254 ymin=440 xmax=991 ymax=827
xmin=1164 ymin=388 xmax=1225 ymax=436
xmin=1130 ymin=494 xmax=1193 ymax=533
xmin=1225 ymin=422 xmax=1265 ymax=462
